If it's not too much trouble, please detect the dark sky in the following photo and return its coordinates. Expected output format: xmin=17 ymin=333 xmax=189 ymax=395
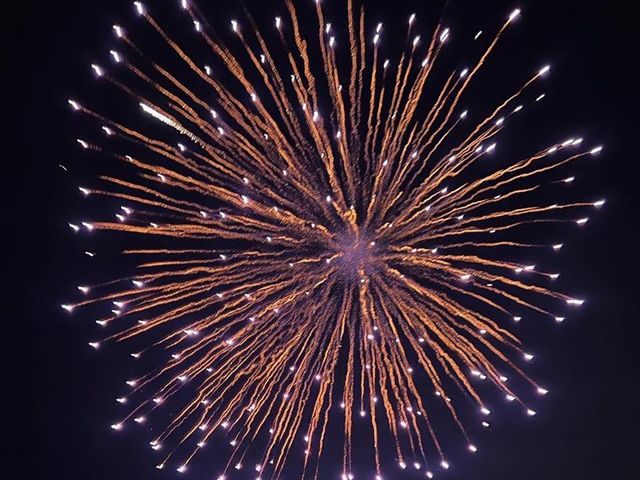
xmin=5 ymin=0 xmax=640 ymax=479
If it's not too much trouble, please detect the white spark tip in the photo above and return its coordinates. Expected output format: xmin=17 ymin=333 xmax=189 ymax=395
xmin=91 ymin=64 xmax=103 ymax=77
xmin=133 ymin=1 xmax=145 ymax=15
xmin=508 ymin=8 xmax=521 ymax=22
xmin=439 ymin=28 xmax=450 ymax=43
xmin=538 ymin=65 xmax=551 ymax=76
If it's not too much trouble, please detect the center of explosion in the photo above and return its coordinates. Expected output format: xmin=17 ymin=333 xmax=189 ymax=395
xmin=333 ymin=230 xmax=377 ymax=279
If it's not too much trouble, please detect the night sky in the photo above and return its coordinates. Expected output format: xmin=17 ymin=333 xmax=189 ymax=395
xmin=5 ymin=0 xmax=640 ymax=479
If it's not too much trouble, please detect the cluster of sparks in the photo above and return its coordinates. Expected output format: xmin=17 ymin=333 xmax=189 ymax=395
xmin=62 ymin=0 xmax=604 ymax=478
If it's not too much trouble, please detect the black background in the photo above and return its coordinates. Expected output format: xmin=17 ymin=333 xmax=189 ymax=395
xmin=4 ymin=0 xmax=640 ymax=479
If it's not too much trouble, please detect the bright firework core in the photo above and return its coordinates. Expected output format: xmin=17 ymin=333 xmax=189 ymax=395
xmin=333 ymin=230 xmax=377 ymax=278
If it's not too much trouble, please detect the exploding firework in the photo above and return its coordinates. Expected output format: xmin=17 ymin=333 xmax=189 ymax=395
xmin=63 ymin=0 xmax=603 ymax=478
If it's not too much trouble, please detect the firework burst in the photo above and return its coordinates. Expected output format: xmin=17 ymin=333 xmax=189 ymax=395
xmin=63 ymin=0 xmax=603 ymax=478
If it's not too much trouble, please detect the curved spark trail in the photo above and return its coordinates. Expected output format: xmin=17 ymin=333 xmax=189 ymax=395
xmin=63 ymin=1 xmax=603 ymax=478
